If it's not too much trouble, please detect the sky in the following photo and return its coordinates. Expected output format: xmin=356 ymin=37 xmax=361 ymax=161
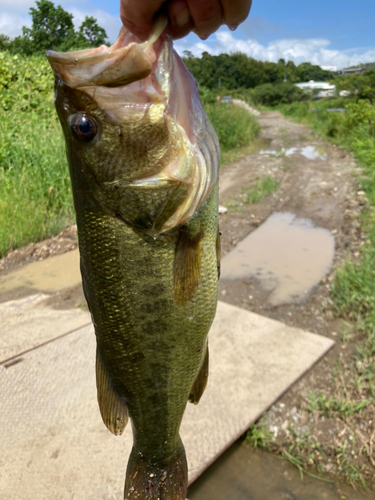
xmin=1 ymin=0 xmax=374 ymax=69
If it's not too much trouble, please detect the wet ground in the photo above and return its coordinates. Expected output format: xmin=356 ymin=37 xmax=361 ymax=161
xmin=1 ymin=111 xmax=373 ymax=496
xmin=188 ymin=442 xmax=371 ymax=500
xmin=221 ymin=212 xmax=335 ymax=306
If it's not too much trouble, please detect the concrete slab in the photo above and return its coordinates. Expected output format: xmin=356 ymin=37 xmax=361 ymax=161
xmin=0 ymin=249 xmax=81 ymax=295
xmin=0 ymin=293 xmax=91 ymax=363
xmin=0 ymin=301 xmax=334 ymax=499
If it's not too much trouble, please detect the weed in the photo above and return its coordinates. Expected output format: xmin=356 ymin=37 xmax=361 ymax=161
xmin=306 ymin=392 xmax=371 ymax=418
xmin=244 ymin=421 xmax=274 ymax=449
xmin=0 ymin=106 xmax=74 ymax=257
xmin=281 ymin=161 xmax=292 ymax=171
xmin=205 ymin=103 xmax=260 ymax=154
xmin=281 ymin=450 xmax=333 ymax=483
xmin=244 ymin=176 xmax=279 ymax=204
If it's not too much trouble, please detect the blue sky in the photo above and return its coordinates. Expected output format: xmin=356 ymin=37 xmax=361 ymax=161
xmin=1 ymin=0 xmax=374 ymax=69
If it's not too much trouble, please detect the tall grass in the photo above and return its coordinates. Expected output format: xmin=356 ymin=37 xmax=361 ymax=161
xmin=0 ymin=106 xmax=73 ymax=256
xmin=205 ymin=103 xmax=260 ymax=153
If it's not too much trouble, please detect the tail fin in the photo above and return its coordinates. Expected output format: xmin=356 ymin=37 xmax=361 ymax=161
xmin=124 ymin=440 xmax=188 ymax=500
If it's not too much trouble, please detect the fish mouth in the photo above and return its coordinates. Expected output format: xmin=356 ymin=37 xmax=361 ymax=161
xmin=46 ymin=17 xmax=168 ymax=89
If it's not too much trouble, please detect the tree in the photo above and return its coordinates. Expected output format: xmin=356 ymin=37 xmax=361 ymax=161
xmin=0 ymin=34 xmax=12 ymax=52
xmin=77 ymin=16 xmax=108 ymax=47
xmin=13 ymin=0 xmax=76 ymax=55
xmin=11 ymin=0 xmax=108 ymax=55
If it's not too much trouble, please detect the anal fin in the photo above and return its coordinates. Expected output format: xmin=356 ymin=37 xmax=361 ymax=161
xmin=96 ymin=349 xmax=129 ymax=435
xmin=189 ymin=345 xmax=209 ymax=405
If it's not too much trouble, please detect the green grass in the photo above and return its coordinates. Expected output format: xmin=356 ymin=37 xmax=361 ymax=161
xmin=0 ymin=106 xmax=73 ymax=256
xmin=224 ymin=176 xmax=279 ymax=213
xmin=306 ymin=392 xmax=371 ymax=418
xmin=245 ymin=177 xmax=279 ymax=204
xmin=205 ymin=103 xmax=260 ymax=159
xmin=244 ymin=421 xmax=274 ymax=449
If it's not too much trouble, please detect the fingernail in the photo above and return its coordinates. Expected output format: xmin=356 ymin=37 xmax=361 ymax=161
xmin=173 ymin=7 xmax=191 ymax=27
xmin=228 ymin=24 xmax=239 ymax=32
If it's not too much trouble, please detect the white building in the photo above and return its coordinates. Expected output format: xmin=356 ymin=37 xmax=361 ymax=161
xmin=295 ymin=80 xmax=336 ymax=98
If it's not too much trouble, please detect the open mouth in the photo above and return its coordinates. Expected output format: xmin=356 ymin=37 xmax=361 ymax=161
xmin=46 ymin=17 xmax=169 ymax=90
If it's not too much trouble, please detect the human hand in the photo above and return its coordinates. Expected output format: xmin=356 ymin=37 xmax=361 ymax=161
xmin=120 ymin=0 xmax=252 ymax=41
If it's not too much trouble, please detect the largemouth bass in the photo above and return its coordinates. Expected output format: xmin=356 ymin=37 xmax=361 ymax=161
xmin=47 ymin=18 xmax=220 ymax=500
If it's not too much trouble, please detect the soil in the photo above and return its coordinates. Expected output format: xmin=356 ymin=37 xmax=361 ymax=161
xmin=0 ymin=225 xmax=78 ymax=273
xmin=1 ymin=111 xmax=373 ymax=489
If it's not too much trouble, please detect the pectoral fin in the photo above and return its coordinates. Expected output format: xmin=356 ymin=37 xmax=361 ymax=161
xmin=96 ymin=349 xmax=129 ymax=435
xmin=189 ymin=346 xmax=209 ymax=405
xmin=173 ymin=227 xmax=203 ymax=306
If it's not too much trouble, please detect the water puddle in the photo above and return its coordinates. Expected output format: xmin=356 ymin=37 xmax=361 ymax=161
xmin=260 ymin=145 xmax=328 ymax=160
xmin=188 ymin=442 xmax=372 ymax=500
xmin=0 ymin=249 xmax=81 ymax=295
xmin=221 ymin=212 xmax=335 ymax=305
xmin=240 ymin=137 xmax=273 ymax=155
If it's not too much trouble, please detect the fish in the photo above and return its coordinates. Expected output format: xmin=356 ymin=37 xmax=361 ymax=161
xmin=47 ymin=17 xmax=220 ymax=500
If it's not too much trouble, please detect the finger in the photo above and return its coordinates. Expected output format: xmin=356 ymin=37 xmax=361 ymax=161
xmin=220 ymin=0 xmax=252 ymax=31
xmin=186 ymin=0 xmax=223 ymax=40
xmin=168 ymin=0 xmax=194 ymax=40
xmin=120 ymin=0 xmax=164 ymax=41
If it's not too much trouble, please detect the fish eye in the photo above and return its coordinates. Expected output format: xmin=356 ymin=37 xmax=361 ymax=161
xmin=71 ymin=114 xmax=98 ymax=142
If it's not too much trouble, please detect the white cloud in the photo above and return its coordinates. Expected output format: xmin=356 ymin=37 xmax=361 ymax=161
xmin=69 ymin=8 xmax=122 ymax=41
xmin=175 ymin=30 xmax=375 ymax=70
xmin=0 ymin=13 xmax=31 ymax=37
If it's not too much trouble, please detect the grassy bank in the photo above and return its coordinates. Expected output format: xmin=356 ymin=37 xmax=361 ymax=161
xmin=0 ymin=52 xmax=259 ymax=258
xmin=0 ymin=107 xmax=74 ymax=256
xmin=204 ymin=99 xmax=260 ymax=167
xmin=0 ymin=52 xmax=75 ymax=256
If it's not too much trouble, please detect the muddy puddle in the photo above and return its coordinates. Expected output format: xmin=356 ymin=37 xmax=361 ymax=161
xmin=260 ymin=145 xmax=328 ymax=160
xmin=0 ymin=249 xmax=81 ymax=297
xmin=188 ymin=442 xmax=371 ymax=500
xmin=221 ymin=212 xmax=335 ymax=305
xmin=224 ymin=138 xmax=328 ymax=160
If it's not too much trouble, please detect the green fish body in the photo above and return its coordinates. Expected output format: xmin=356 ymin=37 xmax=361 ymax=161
xmin=47 ymin=19 xmax=220 ymax=500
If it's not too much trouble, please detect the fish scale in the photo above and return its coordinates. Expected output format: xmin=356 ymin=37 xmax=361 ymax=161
xmin=47 ymin=18 xmax=220 ymax=500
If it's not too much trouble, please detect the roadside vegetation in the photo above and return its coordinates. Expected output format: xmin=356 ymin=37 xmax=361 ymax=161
xmin=199 ymin=87 xmax=259 ymax=166
xmin=0 ymin=51 xmax=74 ymax=257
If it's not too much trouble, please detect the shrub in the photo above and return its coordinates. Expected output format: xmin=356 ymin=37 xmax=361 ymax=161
xmin=205 ymin=103 xmax=260 ymax=152
xmin=253 ymin=82 xmax=308 ymax=106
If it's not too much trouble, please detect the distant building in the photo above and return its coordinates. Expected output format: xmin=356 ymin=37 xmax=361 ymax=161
xmin=295 ymin=80 xmax=336 ymax=98
xmin=337 ymin=67 xmax=366 ymax=75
